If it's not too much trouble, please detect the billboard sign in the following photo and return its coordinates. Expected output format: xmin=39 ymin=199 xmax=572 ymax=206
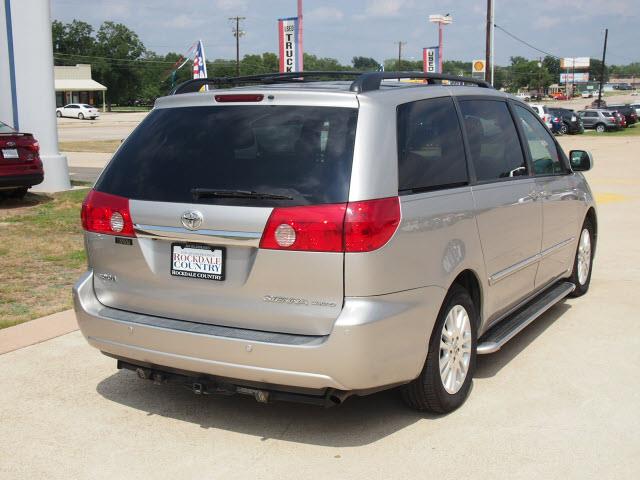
xmin=472 ymin=59 xmax=486 ymax=79
xmin=560 ymin=57 xmax=590 ymax=69
xmin=560 ymin=72 xmax=590 ymax=83
xmin=278 ymin=17 xmax=301 ymax=73
xmin=423 ymin=47 xmax=440 ymax=73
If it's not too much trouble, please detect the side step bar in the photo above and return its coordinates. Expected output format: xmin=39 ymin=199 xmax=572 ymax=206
xmin=477 ymin=281 xmax=575 ymax=354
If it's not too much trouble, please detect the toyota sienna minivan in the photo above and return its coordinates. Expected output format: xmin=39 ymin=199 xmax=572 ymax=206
xmin=74 ymin=72 xmax=596 ymax=413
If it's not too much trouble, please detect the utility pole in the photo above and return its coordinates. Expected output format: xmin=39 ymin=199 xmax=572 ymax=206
xmin=485 ymin=0 xmax=493 ymax=84
xmin=297 ymin=0 xmax=304 ymax=72
xmin=396 ymin=41 xmax=406 ymax=71
xmin=229 ymin=16 xmax=246 ymax=77
xmin=429 ymin=14 xmax=452 ymax=73
xmin=597 ymin=28 xmax=608 ymax=107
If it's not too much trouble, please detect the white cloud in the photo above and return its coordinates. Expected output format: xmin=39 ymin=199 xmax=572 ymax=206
xmin=214 ymin=0 xmax=248 ymax=11
xmin=306 ymin=7 xmax=344 ymax=22
xmin=534 ymin=16 xmax=562 ymax=30
xmin=364 ymin=0 xmax=414 ymax=17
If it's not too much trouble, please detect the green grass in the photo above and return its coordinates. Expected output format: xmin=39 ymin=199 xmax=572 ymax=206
xmin=583 ymin=125 xmax=640 ymax=137
xmin=0 ymin=189 xmax=88 ymax=329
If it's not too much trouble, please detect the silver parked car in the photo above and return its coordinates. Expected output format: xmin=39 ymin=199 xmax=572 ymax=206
xmin=74 ymin=72 xmax=597 ymax=413
xmin=577 ymin=109 xmax=619 ymax=132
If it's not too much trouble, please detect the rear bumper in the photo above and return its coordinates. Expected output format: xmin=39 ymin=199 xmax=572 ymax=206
xmin=73 ymin=270 xmax=444 ymax=392
xmin=0 ymin=172 xmax=43 ymax=189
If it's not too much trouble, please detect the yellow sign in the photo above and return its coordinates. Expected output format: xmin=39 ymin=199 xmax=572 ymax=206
xmin=473 ymin=60 xmax=486 ymax=73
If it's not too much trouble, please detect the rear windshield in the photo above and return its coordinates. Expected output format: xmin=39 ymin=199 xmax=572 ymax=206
xmin=0 ymin=120 xmax=14 ymax=133
xmin=96 ymin=105 xmax=358 ymax=206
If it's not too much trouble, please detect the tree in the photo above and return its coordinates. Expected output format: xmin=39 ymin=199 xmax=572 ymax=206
xmin=589 ymin=58 xmax=609 ymax=84
xmin=352 ymin=56 xmax=380 ymax=71
xmin=92 ymin=21 xmax=148 ymax=106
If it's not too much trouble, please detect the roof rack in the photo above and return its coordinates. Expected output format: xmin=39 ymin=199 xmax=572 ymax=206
xmin=170 ymin=71 xmax=366 ymax=95
xmin=350 ymin=72 xmax=492 ymax=92
xmin=170 ymin=71 xmax=492 ymax=95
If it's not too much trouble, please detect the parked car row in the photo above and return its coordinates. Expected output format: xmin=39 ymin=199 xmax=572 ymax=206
xmin=529 ymin=104 xmax=584 ymax=135
xmin=576 ymin=105 xmax=638 ymax=132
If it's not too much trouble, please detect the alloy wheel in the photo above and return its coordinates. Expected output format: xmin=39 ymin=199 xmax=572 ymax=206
xmin=577 ymin=228 xmax=591 ymax=285
xmin=439 ymin=305 xmax=472 ymax=394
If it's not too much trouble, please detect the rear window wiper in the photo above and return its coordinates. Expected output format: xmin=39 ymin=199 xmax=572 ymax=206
xmin=191 ymin=188 xmax=293 ymax=201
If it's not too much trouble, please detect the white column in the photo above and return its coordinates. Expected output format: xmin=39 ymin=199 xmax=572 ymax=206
xmin=1 ymin=0 xmax=70 ymax=192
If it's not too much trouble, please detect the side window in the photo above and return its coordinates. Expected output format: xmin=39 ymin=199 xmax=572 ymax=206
xmin=459 ymin=100 xmax=527 ymax=181
xmin=514 ymin=105 xmax=565 ymax=176
xmin=397 ymin=97 xmax=468 ymax=193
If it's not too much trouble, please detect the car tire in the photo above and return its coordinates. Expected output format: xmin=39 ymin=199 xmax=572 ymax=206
xmin=401 ymin=284 xmax=477 ymax=413
xmin=595 ymin=123 xmax=605 ymax=133
xmin=8 ymin=187 xmax=28 ymax=199
xmin=78 ymin=113 xmax=84 ymax=120
xmin=56 ymin=111 xmax=62 ymax=118
xmin=568 ymin=218 xmax=594 ymax=297
xmin=560 ymin=123 xmax=568 ymax=135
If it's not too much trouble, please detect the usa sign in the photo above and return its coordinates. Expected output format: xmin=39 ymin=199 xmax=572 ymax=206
xmin=423 ymin=47 xmax=440 ymax=73
xmin=278 ymin=17 xmax=301 ymax=73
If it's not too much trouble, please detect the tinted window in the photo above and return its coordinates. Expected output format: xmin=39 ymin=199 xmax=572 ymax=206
xmin=397 ymin=97 xmax=468 ymax=193
xmin=514 ymin=105 xmax=564 ymax=175
xmin=96 ymin=105 xmax=358 ymax=207
xmin=459 ymin=100 xmax=527 ymax=181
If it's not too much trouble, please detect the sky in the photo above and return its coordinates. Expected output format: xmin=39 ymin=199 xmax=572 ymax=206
xmin=51 ymin=0 xmax=638 ymax=66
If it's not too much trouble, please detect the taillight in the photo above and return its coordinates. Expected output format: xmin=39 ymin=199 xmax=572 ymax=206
xmin=344 ymin=197 xmax=401 ymax=252
xmin=81 ymin=190 xmax=135 ymax=237
xmin=260 ymin=203 xmax=347 ymax=252
xmin=259 ymin=197 xmax=401 ymax=253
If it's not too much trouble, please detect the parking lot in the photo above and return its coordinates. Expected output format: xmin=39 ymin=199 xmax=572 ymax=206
xmin=2 ymin=109 xmax=640 ymax=479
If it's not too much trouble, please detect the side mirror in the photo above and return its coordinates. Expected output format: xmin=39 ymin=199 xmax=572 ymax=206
xmin=569 ymin=150 xmax=593 ymax=171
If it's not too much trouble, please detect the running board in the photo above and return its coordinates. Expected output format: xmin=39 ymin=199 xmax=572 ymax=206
xmin=477 ymin=282 xmax=575 ymax=354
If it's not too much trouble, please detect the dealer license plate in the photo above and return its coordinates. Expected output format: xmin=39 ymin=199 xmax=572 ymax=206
xmin=2 ymin=149 xmax=18 ymax=159
xmin=170 ymin=243 xmax=225 ymax=281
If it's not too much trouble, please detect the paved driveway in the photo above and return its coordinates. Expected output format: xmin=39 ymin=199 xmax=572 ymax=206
xmin=1 ymin=135 xmax=639 ymax=479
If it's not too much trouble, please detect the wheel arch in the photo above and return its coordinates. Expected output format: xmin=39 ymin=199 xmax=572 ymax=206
xmin=450 ymin=269 xmax=482 ymax=332
xmin=585 ymin=207 xmax=597 ymax=253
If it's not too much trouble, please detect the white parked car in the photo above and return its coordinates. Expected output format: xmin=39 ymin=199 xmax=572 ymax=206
xmin=529 ymin=104 xmax=552 ymax=129
xmin=56 ymin=104 xmax=100 ymax=120
xmin=581 ymin=91 xmax=593 ymax=98
xmin=515 ymin=92 xmax=531 ymax=102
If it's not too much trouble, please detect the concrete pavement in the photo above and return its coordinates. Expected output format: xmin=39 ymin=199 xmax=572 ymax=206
xmin=1 ymin=135 xmax=639 ymax=479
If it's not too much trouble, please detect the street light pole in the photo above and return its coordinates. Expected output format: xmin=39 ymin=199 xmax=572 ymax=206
xmin=485 ymin=0 xmax=494 ymax=84
xmin=297 ymin=0 xmax=304 ymax=72
xmin=396 ymin=41 xmax=406 ymax=72
xmin=229 ymin=16 xmax=246 ymax=77
xmin=597 ymin=28 xmax=608 ymax=107
xmin=429 ymin=14 xmax=452 ymax=73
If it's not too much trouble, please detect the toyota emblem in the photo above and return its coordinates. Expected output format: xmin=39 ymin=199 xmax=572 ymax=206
xmin=181 ymin=210 xmax=203 ymax=230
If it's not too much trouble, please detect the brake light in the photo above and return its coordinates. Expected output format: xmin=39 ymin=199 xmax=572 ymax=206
xmin=215 ymin=94 xmax=264 ymax=103
xmin=81 ymin=190 xmax=135 ymax=237
xmin=259 ymin=197 xmax=401 ymax=253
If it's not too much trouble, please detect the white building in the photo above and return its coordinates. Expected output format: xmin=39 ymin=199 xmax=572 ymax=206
xmin=54 ymin=64 xmax=107 ymax=111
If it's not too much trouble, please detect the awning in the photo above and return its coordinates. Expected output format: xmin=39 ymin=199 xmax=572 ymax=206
xmin=54 ymin=79 xmax=107 ymax=92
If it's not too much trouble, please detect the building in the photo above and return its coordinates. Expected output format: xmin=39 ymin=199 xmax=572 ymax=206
xmin=54 ymin=64 xmax=106 ymax=111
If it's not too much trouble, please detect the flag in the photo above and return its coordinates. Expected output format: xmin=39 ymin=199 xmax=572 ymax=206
xmin=278 ymin=17 xmax=301 ymax=73
xmin=192 ymin=40 xmax=208 ymax=79
xmin=423 ymin=47 xmax=440 ymax=73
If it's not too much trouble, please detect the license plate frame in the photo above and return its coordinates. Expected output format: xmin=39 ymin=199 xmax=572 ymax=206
xmin=170 ymin=242 xmax=226 ymax=282
xmin=2 ymin=148 xmax=19 ymax=159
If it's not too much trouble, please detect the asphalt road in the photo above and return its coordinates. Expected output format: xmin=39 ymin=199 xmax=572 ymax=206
xmin=1 ymin=125 xmax=639 ymax=479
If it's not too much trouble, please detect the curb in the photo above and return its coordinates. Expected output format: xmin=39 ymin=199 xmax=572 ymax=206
xmin=0 ymin=309 xmax=78 ymax=355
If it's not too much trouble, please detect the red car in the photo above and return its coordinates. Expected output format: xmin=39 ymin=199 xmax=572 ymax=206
xmin=0 ymin=120 xmax=44 ymax=199
xmin=612 ymin=111 xmax=627 ymax=129
xmin=551 ymin=92 xmax=569 ymax=100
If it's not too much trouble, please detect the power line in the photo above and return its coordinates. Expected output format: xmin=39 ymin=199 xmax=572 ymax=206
xmin=494 ymin=23 xmax=561 ymax=60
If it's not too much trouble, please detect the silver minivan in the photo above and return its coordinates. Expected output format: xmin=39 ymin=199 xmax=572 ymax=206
xmin=74 ymin=72 xmax=597 ymax=413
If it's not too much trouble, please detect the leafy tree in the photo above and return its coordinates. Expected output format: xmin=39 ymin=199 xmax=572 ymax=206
xmin=352 ymin=56 xmax=380 ymax=71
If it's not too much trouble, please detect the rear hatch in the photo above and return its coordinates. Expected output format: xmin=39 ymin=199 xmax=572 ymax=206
xmin=86 ymin=92 xmax=359 ymax=335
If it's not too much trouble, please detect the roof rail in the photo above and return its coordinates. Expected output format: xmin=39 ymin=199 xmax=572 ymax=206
xmin=169 ymin=71 xmax=493 ymax=95
xmin=349 ymin=72 xmax=492 ymax=93
xmin=170 ymin=71 xmax=366 ymax=95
